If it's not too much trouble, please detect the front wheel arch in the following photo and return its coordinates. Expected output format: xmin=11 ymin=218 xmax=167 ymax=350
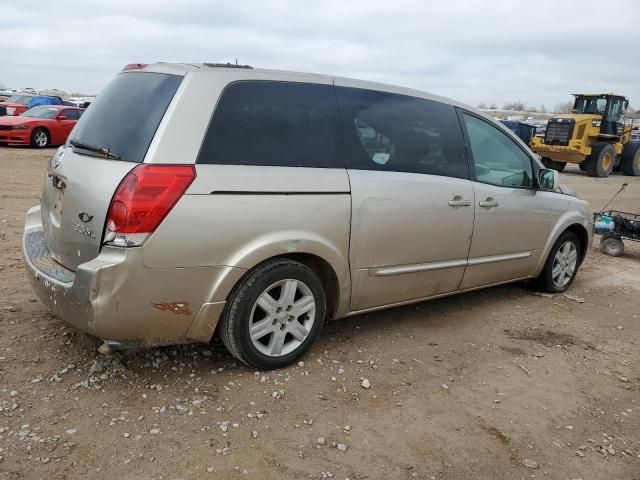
xmin=565 ymin=223 xmax=589 ymax=266
xmin=533 ymin=220 xmax=591 ymax=279
xmin=535 ymin=230 xmax=582 ymax=293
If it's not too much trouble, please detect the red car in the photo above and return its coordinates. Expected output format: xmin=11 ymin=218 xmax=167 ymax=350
xmin=0 ymin=105 xmax=84 ymax=148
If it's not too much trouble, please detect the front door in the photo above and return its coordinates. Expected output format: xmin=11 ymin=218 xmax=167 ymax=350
xmin=459 ymin=112 xmax=551 ymax=289
xmin=334 ymin=84 xmax=475 ymax=311
xmin=54 ymin=109 xmax=79 ymax=144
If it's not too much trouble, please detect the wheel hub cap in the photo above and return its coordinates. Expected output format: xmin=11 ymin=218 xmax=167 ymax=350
xmin=552 ymin=241 xmax=578 ymax=288
xmin=249 ymin=279 xmax=316 ymax=357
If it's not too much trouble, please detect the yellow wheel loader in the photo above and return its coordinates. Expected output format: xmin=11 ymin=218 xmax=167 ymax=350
xmin=530 ymin=94 xmax=640 ymax=177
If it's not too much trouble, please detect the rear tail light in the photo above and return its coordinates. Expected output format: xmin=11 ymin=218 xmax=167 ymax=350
xmin=104 ymin=164 xmax=196 ymax=247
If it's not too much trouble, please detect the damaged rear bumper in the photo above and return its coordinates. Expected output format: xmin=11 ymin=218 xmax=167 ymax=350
xmin=23 ymin=206 xmax=245 ymax=346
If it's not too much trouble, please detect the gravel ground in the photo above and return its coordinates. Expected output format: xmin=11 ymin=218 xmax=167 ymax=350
xmin=0 ymin=147 xmax=639 ymax=480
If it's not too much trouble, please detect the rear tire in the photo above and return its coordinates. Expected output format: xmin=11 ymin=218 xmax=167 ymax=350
xmin=31 ymin=128 xmax=49 ymax=148
xmin=600 ymin=235 xmax=624 ymax=257
xmin=584 ymin=143 xmax=615 ymax=177
xmin=219 ymin=259 xmax=326 ymax=370
xmin=535 ymin=231 xmax=581 ymax=293
xmin=621 ymin=141 xmax=640 ymax=176
xmin=541 ymin=157 xmax=566 ymax=172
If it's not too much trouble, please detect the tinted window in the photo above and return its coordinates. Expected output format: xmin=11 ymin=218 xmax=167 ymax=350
xmin=70 ymin=72 xmax=182 ymax=163
xmin=197 ymin=81 xmax=343 ymax=168
xmin=336 ymin=87 xmax=468 ymax=179
xmin=60 ymin=109 xmax=79 ymax=120
xmin=462 ymin=113 xmax=533 ymax=188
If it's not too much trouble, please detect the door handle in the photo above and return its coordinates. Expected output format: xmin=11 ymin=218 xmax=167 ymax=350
xmin=479 ymin=197 xmax=499 ymax=208
xmin=448 ymin=195 xmax=471 ymax=207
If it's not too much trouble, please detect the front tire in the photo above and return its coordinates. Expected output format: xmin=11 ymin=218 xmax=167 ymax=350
xmin=535 ymin=231 xmax=581 ymax=293
xmin=584 ymin=143 xmax=615 ymax=177
xmin=621 ymin=141 xmax=640 ymax=176
xmin=31 ymin=128 xmax=49 ymax=148
xmin=219 ymin=259 xmax=326 ymax=369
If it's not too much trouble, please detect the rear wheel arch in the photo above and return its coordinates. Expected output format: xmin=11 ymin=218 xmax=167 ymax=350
xmin=225 ymin=252 xmax=341 ymax=321
xmin=218 ymin=256 xmax=329 ymax=368
xmin=277 ymin=253 xmax=340 ymax=320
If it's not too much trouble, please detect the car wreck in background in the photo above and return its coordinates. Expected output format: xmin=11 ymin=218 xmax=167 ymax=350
xmin=0 ymin=93 xmax=64 ymax=116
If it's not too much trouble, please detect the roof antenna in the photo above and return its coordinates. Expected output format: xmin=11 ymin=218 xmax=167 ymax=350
xmin=600 ymin=183 xmax=628 ymax=212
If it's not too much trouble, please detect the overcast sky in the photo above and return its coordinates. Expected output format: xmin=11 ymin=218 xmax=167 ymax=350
xmin=2 ymin=0 xmax=639 ymax=110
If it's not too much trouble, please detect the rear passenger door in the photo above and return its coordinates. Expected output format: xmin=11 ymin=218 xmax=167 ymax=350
xmin=165 ymin=80 xmax=352 ymax=288
xmin=335 ymin=85 xmax=475 ymax=311
xmin=458 ymin=112 xmax=551 ymax=289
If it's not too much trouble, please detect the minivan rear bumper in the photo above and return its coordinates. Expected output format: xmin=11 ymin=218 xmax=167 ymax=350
xmin=23 ymin=206 xmax=245 ymax=346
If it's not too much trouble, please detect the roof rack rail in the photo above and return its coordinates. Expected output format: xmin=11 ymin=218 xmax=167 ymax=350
xmin=204 ymin=62 xmax=253 ymax=69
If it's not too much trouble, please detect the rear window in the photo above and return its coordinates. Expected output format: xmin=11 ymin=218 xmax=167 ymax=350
xmin=197 ymin=81 xmax=343 ymax=168
xmin=69 ymin=72 xmax=182 ymax=163
xmin=7 ymin=95 xmax=32 ymax=105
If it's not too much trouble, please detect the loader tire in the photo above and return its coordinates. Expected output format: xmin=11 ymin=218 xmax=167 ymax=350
xmin=541 ymin=157 xmax=566 ymax=172
xmin=584 ymin=143 xmax=615 ymax=178
xmin=621 ymin=141 xmax=640 ymax=176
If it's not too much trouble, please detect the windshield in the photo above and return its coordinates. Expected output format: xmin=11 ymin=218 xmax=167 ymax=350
xmin=6 ymin=95 xmax=32 ymax=105
xmin=22 ymin=106 xmax=57 ymax=119
xmin=573 ymin=97 xmax=607 ymax=115
xmin=69 ymin=72 xmax=182 ymax=162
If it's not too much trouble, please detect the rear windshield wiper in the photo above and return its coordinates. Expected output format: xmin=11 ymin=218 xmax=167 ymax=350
xmin=69 ymin=139 xmax=121 ymax=160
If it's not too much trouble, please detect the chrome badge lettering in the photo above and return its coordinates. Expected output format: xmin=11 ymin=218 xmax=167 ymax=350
xmin=74 ymin=223 xmax=95 ymax=238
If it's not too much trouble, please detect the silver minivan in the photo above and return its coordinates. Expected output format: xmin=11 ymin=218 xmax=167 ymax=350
xmin=23 ymin=63 xmax=593 ymax=369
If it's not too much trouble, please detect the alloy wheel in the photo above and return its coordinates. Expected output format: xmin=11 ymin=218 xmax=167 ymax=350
xmin=249 ymin=279 xmax=316 ymax=357
xmin=552 ymin=241 xmax=578 ymax=288
xmin=34 ymin=131 xmax=48 ymax=147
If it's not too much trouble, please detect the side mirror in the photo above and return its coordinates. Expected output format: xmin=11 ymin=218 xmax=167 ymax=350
xmin=537 ymin=168 xmax=558 ymax=190
xmin=57 ymin=115 xmax=68 ymax=120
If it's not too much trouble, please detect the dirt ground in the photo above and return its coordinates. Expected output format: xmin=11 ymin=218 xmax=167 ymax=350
xmin=0 ymin=147 xmax=638 ymax=480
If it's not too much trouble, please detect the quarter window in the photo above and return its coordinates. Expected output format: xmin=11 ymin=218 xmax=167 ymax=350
xmin=336 ymin=87 xmax=469 ymax=179
xmin=197 ymin=81 xmax=343 ymax=168
xmin=462 ymin=113 xmax=533 ymax=188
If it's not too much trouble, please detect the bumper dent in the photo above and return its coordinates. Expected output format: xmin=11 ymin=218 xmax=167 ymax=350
xmin=23 ymin=205 xmax=244 ymax=345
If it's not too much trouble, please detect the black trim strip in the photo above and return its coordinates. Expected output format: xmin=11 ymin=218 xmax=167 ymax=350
xmin=209 ymin=190 xmax=350 ymax=195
